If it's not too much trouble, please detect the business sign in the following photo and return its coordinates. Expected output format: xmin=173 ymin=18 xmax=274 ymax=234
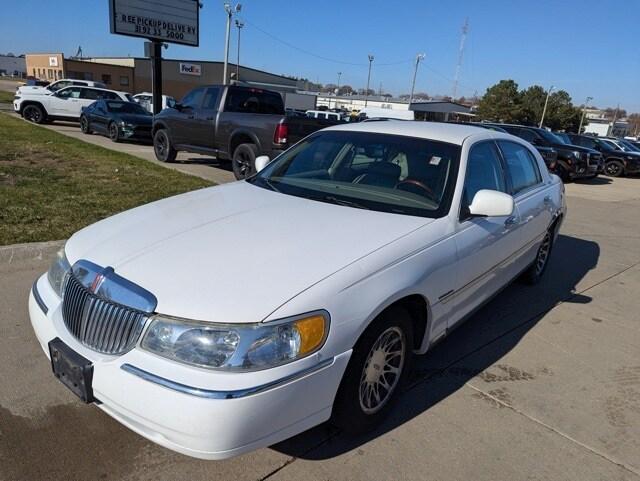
xmin=179 ymin=62 xmax=201 ymax=76
xmin=109 ymin=0 xmax=199 ymax=47
xmin=49 ymin=57 xmax=59 ymax=67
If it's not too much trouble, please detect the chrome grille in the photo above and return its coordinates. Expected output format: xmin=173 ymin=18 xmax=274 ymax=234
xmin=62 ymin=274 xmax=148 ymax=355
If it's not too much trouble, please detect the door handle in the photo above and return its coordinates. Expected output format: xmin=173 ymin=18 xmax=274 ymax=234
xmin=504 ymin=216 xmax=518 ymax=227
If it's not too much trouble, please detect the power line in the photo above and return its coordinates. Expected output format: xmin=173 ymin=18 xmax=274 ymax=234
xmin=241 ymin=17 xmax=413 ymax=67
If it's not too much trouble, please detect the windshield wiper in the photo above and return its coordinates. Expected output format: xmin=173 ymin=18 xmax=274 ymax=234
xmin=321 ymin=195 xmax=370 ymax=210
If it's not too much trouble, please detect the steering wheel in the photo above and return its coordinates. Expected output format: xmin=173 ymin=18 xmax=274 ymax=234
xmin=395 ymin=179 xmax=436 ymax=200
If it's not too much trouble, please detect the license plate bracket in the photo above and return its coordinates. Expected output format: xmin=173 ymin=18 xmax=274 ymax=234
xmin=48 ymin=338 xmax=94 ymax=403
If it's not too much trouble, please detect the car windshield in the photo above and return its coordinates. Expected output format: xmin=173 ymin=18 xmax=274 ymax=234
xmin=600 ymin=139 xmax=620 ymax=151
xmin=554 ymin=132 xmax=571 ymax=144
xmin=106 ymin=101 xmax=150 ymax=115
xmin=619 ymin=139 xmax=640 ymax=152
xmin=538 ymin=129 xmax=567 ymax=144
xmin=248 ymin=131 xmax=461 ymax=218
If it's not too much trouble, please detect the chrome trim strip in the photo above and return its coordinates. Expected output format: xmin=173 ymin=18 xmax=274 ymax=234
xmin=120 ymin=357 xmax=335 ymax=399
xmin=32 ymin=280 xmax=48 ymax=314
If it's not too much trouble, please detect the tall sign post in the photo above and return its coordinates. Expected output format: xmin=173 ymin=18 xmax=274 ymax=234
xmin=108 ymin=0 xmax=200 ymax=114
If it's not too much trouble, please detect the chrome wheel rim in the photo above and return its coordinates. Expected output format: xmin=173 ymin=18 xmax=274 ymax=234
xmin=359 ymin=326 xmax=405 ymax=415
xmin=536 ymin=233 xmax=551 ymax=276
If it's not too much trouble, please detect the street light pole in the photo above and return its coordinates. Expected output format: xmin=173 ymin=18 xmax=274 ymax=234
xmin=235 ymin=19 xmax=244 ymax=82
xmin=539 ymin=85 xmax=554 ymax=128
xmin=223 ymin=3 xmax=241 ymax=85
xmin=409 ymin=53 xmax=425 ymax=105
xmin=364 ymin=54 xmax=374 ymax=107
xmin=578 ymin=96 xmax=593 ymax=134
xmin=335 ymin=71 xmax=342 ymax=109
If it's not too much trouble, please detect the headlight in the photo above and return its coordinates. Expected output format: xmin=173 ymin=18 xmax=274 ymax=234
xmin=572 ymin=151 xmax=582 ymax=160
xmin=47 ymin=246 xmax=71 ymax=297
xmin=141 ymin=312 xmax=329 ymax=371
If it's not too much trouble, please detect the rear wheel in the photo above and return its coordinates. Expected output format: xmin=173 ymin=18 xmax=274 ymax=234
xmin=153 ymin=129 xmax=177 ymax=162
xmin=332 ymin=306 xmax=414 ymax=434
xmin=522 ymin=228 xmax=554 ymax=285
xmin=108 ymin=122 xmax=120 ymax=143
xmin=604 ymin=160 xmax=624 ymax=177
xmin=80 ymin=115 xmax=92 ymax=134
xmin=22 ymin=104 xmax=46 ymax=124
xmin=232 ymin=143 xmax=258 ymax=180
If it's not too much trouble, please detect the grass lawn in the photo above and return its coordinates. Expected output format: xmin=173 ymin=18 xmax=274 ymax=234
xmin=0 ymin=113 xmax=213 ymax=245
xmin=0 ymin=91 xmax=15 ymax=103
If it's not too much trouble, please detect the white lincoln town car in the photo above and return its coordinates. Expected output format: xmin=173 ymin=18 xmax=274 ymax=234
xmin=29 ymin=122 xmax=565 ymax=459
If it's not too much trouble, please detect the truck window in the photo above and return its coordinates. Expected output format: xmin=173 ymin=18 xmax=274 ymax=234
xmin=203 ymin=87 xmax=220 ymax=109
xmin=224 ymin=87 xmax=285 ymax=115
xmin=181 ymin=88 xmax=205 ymax=109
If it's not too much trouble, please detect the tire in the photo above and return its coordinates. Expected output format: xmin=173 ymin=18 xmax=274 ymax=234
xmin=22 ymin=104 xmax=46 ymax=124
xmin=232 ymin=143 xmax=258 ymax=180
xmin=604 ymin=160 xmax=624 ymax=177
xmin=522 ymin=227 xmax=554 ymax=285
xmin=80 ymin=115 xmax=92 ymax=134
xmin=108 ymin=122 xmax=121 ymax=143
xmin=557 ymin=164 xmax=570 ymax=183
xmin=153 ymin=129 xmax=177 ymax=162
xmin=332 ymin=306 xmax=414 ymax=434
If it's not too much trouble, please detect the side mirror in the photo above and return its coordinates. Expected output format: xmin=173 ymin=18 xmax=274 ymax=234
xmin=469 ymin=190 xmax=514 ymax=217
xmin=255 ymin=155 xmax=271 ymax=173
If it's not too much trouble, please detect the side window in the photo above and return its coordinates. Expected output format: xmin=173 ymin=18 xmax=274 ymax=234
xmin=57 ymin=87 xmax=82 ymax=99
xmin=80 ymin=88 xmax=100 ymax=100
xmin=498 ymin=141 xmax=542 ymax=194
xmin=202 ymin=87 xmax=220 ymax=109
xmin=463 ymin=142 xmax=507 ymax=213
xmin=518 ymin=129 xmax=537 ymax=143
xmin=181 ymin=88 xmax=205 ymax=109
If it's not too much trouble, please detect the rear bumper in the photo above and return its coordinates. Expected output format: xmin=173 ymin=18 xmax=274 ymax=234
xmin=29 ymin=275 xmax=351 ymax=459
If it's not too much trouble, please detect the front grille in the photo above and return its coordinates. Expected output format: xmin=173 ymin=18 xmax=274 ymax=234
xmin=62 ymin=274 xmax=148 ymax=355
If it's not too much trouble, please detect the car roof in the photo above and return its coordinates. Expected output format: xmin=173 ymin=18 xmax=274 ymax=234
xmin=323 ymin=121 xmax=498 ymax=145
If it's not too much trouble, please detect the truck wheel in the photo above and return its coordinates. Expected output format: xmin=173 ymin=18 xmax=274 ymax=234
xmin=22 ymin=104 xmax=46 ymax=124
xmin=232 ymin=143 xmax=258 ymax=180
xmin=604 ymin=160 xmax=624 ymax=177
xmin=557 ymin=165 xmax=570 ymax=183
xmin=332 ymin=306 xmax=414 ymax=434
xmin=154 ymin=129 xmax=177 ymax=162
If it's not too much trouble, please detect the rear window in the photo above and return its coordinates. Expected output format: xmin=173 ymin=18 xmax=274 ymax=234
xmin=224 ymin=87 xmax=284 ymax=114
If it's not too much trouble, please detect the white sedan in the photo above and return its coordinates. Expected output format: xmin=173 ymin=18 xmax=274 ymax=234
xmin=29 ymin=122 xmax=565 ymax=459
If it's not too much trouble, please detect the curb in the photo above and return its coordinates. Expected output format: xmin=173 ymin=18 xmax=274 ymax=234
xmin=0 ymin=240 xmax=65 ymax=266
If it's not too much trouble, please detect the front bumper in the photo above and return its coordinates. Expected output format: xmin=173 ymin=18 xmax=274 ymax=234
xmin=29 ymin=275 xmax=350 ymax=460
xmin=625 ymin=159 xmax=640 ymax=174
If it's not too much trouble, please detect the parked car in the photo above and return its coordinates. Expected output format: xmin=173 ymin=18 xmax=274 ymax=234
xmin=15 ymin=86 xmax=133 ymax=124
xmin=80 ymin=99 xmax=153 ymax=142
xmin=16 ymin=78 xmax=106 ymax=97
xmin=567 ymin=134 xmax=640 ymax=177
xmin=152 ymin=85 xmax=341 ymax=179
xmin=306 ymin=109 xmax=342 ymax=121
xmin=133 ymin=92 xmax=176 ymax=113
xmin=29 ymin=122 xmax=565 ymax=460
xmin=486 ymin=124 xmax=601 ymax=181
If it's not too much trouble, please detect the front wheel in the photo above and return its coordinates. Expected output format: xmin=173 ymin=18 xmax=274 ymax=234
xmin=332 ymin=306 xmax=414 ymax=434
xmin=153 ymin=129 xmax=177 ymax=162
xmin=232 ymin=143 xmax=258 ymax=180
xmin=22 ymin=104 xmax=46 ymax=124
xmin=108 ymin=122 xmax=121 ymax=143
xmin=604 ymin=160 xmax=624 ymax=177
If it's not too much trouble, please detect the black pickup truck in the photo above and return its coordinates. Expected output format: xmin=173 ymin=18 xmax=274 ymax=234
xmin=152 ymin=85 xmax=340 ymax=179
xmin=567 ymin=134 xmax=640 ymax=177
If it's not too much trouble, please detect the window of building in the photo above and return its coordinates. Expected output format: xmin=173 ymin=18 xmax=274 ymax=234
xmin=102 ymin=74 xmax=112 ymax=85
xmin=119 ymin=76 xmax=129 ymax=86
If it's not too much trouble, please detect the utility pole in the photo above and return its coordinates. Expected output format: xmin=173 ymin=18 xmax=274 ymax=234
xmin=223 ymin=3 xmax=241 ymax=84
xmin=364 ymin=54 xmax=374 ymax=107
xmin=452 ymin=18 xmax=468 ymax=99
xmin=336 ymin=71 xmax=342 ymax=109
xmin=578 ymin=96 xmax=593 ymax=134
xmin=235 ymin=19 xmax=244 ymax=82
xmin=610 ymin=103 xmax=620 ymax=136
xmin=539 ymin=85 xmax=555 ymax=128
xmin=409 ymin=53 xmax=425 ymax=105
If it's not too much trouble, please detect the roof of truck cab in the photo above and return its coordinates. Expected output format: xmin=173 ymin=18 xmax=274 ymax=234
xmin=323 ymin=121 xmax=495 ymax=145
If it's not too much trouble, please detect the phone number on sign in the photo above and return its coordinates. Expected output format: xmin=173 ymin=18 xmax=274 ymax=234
xmin=134 ymin=25 xmax=188 ymax=40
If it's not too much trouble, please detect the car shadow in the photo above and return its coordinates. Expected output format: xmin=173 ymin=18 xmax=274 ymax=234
xmin=573 ymin=176 xmax=612 ymax=185
xmin=272 ymin=234 xmax=600 ymax=459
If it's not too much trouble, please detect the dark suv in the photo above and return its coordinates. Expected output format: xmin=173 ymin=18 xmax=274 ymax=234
xmin=567 ymin=134 xmax=640 ymax=177
xmin=486 ymin=124 xmax=602 ymax=181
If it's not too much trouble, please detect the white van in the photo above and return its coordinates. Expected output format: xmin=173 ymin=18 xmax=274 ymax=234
xmin=306 ymin=110 xmax=342 ymax=121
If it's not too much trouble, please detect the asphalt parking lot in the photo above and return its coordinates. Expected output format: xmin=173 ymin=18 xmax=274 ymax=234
xmin=1 ymin=175 xmax=639 ymax=481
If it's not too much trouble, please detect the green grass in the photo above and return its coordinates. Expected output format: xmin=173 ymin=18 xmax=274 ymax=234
xmin=0 ymin=113 xmax=213 ymax=245
xmin=0 ymin=91 xmax=15 ymax=103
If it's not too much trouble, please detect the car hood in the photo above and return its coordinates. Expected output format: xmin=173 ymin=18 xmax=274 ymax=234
xmin=65 ymin=182 xmax=431 ymax=323
xmin=553 ymin=142 xmax=597 ymax=154
xmin=117 ymin=113 xmax=153 ymax=125
xmin=17 ymin=85 xmax=51 ymax=96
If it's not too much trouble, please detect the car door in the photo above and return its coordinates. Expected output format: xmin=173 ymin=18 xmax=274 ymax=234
xmin=450 ymin=140 xmax=521 ymax=326
xmin=171 ymin=87 xmax=206 ymax=146
xmin=48 ymin=86 xmax=83 ymax=116
xmin=90 ymin=101 xmax=110 ymax=133
xmin=193 ymin=87 xmax=221 ymax=150
xmin=497 ymin=140 xmax=552 ymax=268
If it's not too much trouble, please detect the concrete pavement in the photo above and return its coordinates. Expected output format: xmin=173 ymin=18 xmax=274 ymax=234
xmin=1 ymin=178 xmax=639 ymax=480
